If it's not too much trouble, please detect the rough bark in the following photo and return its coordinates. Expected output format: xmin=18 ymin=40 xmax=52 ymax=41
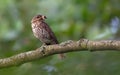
xmin=0 ymin=39 xmax=120 ymax=69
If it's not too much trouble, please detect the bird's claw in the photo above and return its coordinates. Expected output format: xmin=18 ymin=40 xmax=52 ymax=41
xmin=40 ymin=45 xmax=46 ymax=55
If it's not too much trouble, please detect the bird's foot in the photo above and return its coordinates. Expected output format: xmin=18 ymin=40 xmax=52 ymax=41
xmin=40 ymin=44 xmax=47 ymax=55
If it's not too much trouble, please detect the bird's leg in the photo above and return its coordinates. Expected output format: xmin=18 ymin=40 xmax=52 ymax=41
xmin=40 ymin=43 xmax=47 ymax=55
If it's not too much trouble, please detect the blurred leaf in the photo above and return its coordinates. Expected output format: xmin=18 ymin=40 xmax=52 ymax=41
xmin=0 ymin=0 xmax=120 ymax=75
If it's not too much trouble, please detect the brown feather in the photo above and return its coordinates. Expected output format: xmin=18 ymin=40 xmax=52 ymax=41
xmin=31 ymin=14 xmax=65 ymax=59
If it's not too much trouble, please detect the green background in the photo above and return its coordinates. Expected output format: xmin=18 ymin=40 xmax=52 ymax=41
xmin=0 ymin=0 xmax=120 ymax=75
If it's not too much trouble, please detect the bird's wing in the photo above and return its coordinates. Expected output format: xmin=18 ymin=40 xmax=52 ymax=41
xmin=42 ymin=22 xmax=58 ymax=44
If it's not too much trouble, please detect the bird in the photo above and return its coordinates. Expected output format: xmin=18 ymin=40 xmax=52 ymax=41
xmin=31 ymin=14 xmax=65 ymax=59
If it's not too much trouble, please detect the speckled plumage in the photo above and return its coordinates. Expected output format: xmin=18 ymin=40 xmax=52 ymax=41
xmin=31 ymin=14 xmax=64 ymax=58
xmin=31 ymin=17 xmax=58 ymax=45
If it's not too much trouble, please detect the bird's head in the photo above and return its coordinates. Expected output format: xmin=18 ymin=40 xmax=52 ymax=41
xmin=31 ymin=14 xmax=47 ymax=23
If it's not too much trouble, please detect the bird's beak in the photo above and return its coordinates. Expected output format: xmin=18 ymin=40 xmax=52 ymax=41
xmin=42 ymin=15 xmax=47 ymax=19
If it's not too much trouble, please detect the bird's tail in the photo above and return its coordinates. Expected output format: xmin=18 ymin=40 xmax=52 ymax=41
xmin=52 ymin=40 xmax=65 ymax=59
xmin=59 ymin=54 xmax=65 ymax=59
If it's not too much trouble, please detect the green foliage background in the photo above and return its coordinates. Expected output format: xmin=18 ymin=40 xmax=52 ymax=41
xmin=0 ymin=0 xmax=120 ymax=75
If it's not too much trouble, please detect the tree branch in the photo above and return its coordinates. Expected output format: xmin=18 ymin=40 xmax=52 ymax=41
xmin=0 ymin=39 xmax=120 ymax=69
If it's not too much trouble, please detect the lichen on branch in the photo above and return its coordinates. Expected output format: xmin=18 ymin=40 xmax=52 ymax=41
xmin=0 ymin=39 xmax=120 ymax=69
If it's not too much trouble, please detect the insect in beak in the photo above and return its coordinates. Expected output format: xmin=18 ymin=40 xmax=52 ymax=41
xmin=42 ymin=15 xmax=47 ymax=19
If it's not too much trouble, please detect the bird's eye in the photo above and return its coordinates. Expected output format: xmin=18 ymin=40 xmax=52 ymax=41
xmin=36 ymin=16 xmax=39 ymax=18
